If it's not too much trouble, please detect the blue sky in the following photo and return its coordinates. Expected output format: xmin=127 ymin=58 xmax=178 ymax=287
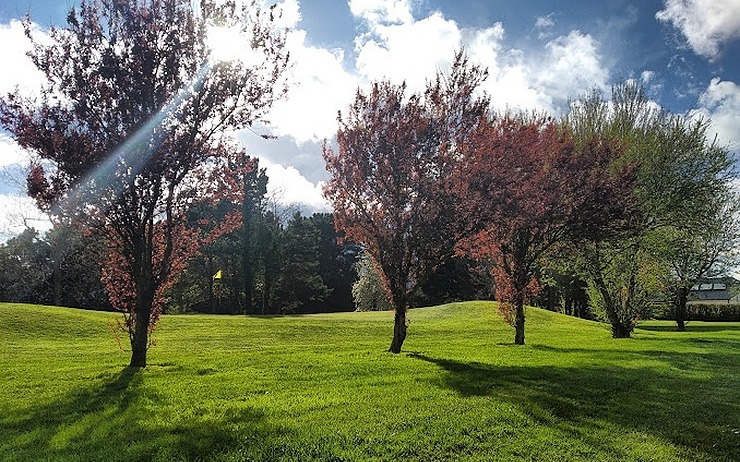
xmin=0 ymin=0 xmax=739 ymax=239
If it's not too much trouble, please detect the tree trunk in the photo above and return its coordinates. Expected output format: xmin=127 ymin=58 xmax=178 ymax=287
xmin=242 ymin=172 xmax=254 ymax=315
xmin=53 ymin=262 xmax=62 ymax=307
xmin=514 ymin=300 xmax=525 ymax=345
xmin=593 ymin=275 xmax=633 ymax=339
xmin=130 ymin=276 xmax=154 ymax=368
xmin=675 ymin=285 xmax=688 ymax=332
xmin=388 ymin=306 xmax=407 ymax=353
xmin=611 ymin=322 xmax=632 ymax=338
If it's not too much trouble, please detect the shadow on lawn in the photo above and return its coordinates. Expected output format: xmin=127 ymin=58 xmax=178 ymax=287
xmin=409 ymin=352 xmax=740 ymax=461
xmin=0 ymin=366 xmax=274 ymax=461
xmin=636 ymin=323 xmax=740 ymax=333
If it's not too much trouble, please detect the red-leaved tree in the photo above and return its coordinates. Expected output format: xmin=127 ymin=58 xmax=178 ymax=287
xmin=0 ymin=0 xmax=288 ymax=367
xmin=324 ymin=52 xmax=489 ymax=353
xmin=457 ymin=115 xmax=636 ymax=344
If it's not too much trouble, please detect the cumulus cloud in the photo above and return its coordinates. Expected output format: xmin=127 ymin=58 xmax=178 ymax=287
xmin=656 ymin=0 xmax=740 ymax=59
xmin=535 ymin=31 xmax=608 ymax=110
xmin=690 ymin=78 xmax=740 ymax=153
xmin=267 ymin=29 xmax=358 ymax=142
xmin=0 ymin=20 xmax=46 ymax=97
xmin=354 ymin=12 xmax=461 ymax=91
xmin=259 ymin=157 xmax=330 ymax=211
xmin=348 ymin=0 xmax=414 ymax=25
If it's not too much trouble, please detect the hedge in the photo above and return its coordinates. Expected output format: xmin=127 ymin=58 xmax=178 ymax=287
xmin=681 ymin=303 xmax=740 ymax=322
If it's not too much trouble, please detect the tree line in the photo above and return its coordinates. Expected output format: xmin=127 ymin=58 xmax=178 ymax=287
xmin=0 ymin=203 xmax=494 ymax=315
xmin=0 ymin=0 xmax=737 ymax=367
xmin=324 ymin=52 xmax=739 ymax=351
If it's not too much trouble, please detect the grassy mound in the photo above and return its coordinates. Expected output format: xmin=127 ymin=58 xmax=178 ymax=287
xmin=1 ymin=302 xmax=738 ymax=461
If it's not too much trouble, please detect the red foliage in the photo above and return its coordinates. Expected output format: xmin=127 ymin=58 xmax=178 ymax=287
xmin=456 ymin=115 xmax=636 ymax=342
xmin=324 ymin=52 xmax=489 ymax=352
xmin=0 ymin=0 xmax=289 ymax=366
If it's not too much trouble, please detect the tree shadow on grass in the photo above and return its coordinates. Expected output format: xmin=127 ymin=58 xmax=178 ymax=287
xmin=636 ymin=323 xmax=740 ymax=333
xmin=0 ymin=366 xmax=276 ymax=462
xmin=409 ymin=353 xmax=740 ymax=461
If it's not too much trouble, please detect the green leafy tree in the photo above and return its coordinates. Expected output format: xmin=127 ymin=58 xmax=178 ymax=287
xmin=273 ymin=212 xmax=330 ymax=313
xmin=45 ymin=222 xmax=111 ymax=310
xmin=309 ymin=213 xmax=359 ymax=312
xmin=565 ymin=82 xmax=736 ymax=336
xmin=0 ymin=228 xmax=51 ymax=304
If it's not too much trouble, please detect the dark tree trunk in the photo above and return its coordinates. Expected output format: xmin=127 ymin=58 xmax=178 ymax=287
xmin=514 ymin=300 xmax=525 ymax=345
xmin=207 ymin=255 xmax=215 ymax=314
xmin=611 ymin=322 xmax=632 ymax=338
xmin=262 ymin=279 xmax=271 ymax=315
xmin=593 ymin=274 xmax=633 ymax=339
xmin=130 ymin=275 xmax=155 ymax=368
xmin=565 ymin=297 xmax=573 ymax=316
xmin=389 ymin=306 xmax=407 ymax=353
xmin=53 ymin=262 xmax=62 ymax=307
xmin=675 ymin=285 xmax=688 ymax=332
xmin=242 ymin=212 xmax=253 ymax=315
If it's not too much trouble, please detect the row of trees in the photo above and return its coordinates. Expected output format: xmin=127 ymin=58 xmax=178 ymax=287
xmin=324 ymin=53 xmax=738 ymax=352
xmin=169 ymin=203 xmax=360 ymax=315
xmin=0 ymin=0 xmax=736 ymax=365
xmin=0 ymin=206 xmax=361 ymax=316
xmin=0 ymin=225 xmax=110 ymax=310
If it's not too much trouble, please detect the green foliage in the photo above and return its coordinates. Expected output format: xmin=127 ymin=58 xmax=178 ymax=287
xmin=0 ymin=229 xmax=50 ymax=304
xmin=565 ymin=81 xmax=737 ymax=336
xmin=0 ymin=225 xmax=109 ymax=309
xmin=2 ymin=302 xmax=740 ymax=461
xmin=654 ymin=303 xmax=740 ymax=322
xmin=273 ymin=212 xmax=331 ymax=313
xmin=584 ymin=240 xmax=669 ymax=327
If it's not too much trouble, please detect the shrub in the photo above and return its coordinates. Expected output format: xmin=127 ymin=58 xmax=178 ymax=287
xmin=655 ymin=303 xmax=740 ymax=322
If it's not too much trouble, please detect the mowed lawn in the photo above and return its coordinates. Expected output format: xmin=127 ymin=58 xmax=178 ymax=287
xmin=0 ymin=302 xmax=738 ymax=461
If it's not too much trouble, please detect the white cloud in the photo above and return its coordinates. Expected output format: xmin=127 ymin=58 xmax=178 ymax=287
xmin=656 ymin=0 xmax=740 ymax=59
xmin=0 ymin=134 xmax=30 ymax=168
xmin=0 ymin=194 xmax=52 ymax=243
xmin=0 ymin=20 xmax=46 ymax=97
xmin=536 ymin=31 xmax=608 ymax=110
xmin=690 ymin=78 xmax=740 ymax=153
xmin=354 ymin=11 xmax=461 ymax=91
xmin=641 ymin=70 xmax=655 ymax=84
xmin=535 ymin=15 xmax=555 ymax=30
xmin=260 ymin=157 xmax=330 ymax=211
xmin=267 ymin=29 xmax=358 ymax=142
xmin=534 ymin=14 xmax=556 ymax=40
xmin=348 ymin=0 xmax=414 ymax=25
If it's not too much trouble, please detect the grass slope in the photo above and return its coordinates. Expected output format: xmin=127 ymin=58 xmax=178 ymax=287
xmin=1 ymin=302 xmax=739 ymax=461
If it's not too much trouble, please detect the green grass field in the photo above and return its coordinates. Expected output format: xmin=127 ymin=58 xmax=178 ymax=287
xmin=1 ymin=302 xmax=738 ymax=461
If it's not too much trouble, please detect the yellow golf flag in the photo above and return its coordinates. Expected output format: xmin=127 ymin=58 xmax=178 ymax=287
xmin=213 ymin=270 xmax=222 ymax=280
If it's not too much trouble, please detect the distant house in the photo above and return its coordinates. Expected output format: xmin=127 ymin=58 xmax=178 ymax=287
xmin=689 ymin=277 xmax=739 ymax=304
